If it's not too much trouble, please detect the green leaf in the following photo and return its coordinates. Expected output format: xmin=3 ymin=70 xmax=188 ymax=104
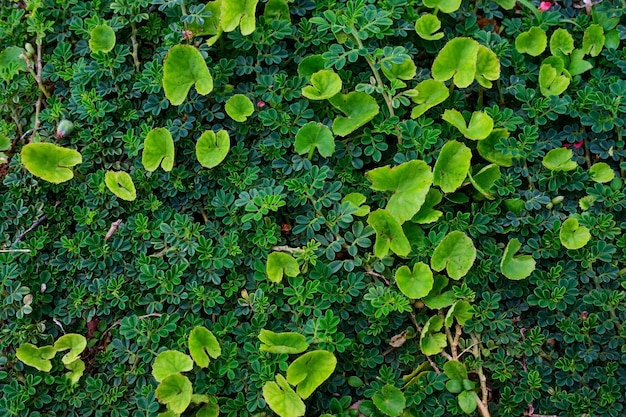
xmin=515 ymin=27 xmax=547 ymax=56
xmin=188 ymin=1 xmax=222 ymax=36
xmin=431 ymin=231 xmax=476 ymax=280
xmin=446 ymin=379 xmax=464 ymax=393
xmin=433 ymin=140 xmax=472 ymax=193
xmin=423 ymin=0 xmax=462 ymax=13
xmin=64 ymin=358 xmax=85 ymax=385
xmin=196 ymin=130 xmax=230 ymax=168
xmin=475 ymin=45 xmax=500 ymax=88
xmin=432 ymin=38 xmax=479 ymax=88
xmin=420 ymin=316 xmax=447 ymax=355
xmin=500 ymin=239 xmax=536 ymax=280
xmin=287 ymin=350 xmax=337 ymax=399
xmin=302 ymin=69 xmax=342 ymax=100
xmin=298 ymin=55 xmax=327 ymax=77
xmin=21 ymin=143 xmax=82 ymax=184
xmin=477 ymin=128 xmax=513 ymax=167
xmin=382 ymin=58 xmax=416 ymax=81
xmin=372 ymin=384 xmax=406 ymax=417
xmin=53 ymin=334 xmax=87 ymax=365
xmin=539 ymin=58 xmax=570 ymax=97
xmin=408 ymin=79 xmax=449 ymax=118
xmin=542 ymin=148 xmax=577 ymax=171
xmin=221 ymin=0 xmax=259 ymax=35
xmin=155 ymin=373 xmax=193 ymax=414
xmin=329 ymin=92 xmax=380 ymax=137
xmin=0 ymin=46 xmax=28 ymax=81
xmin=225 ymin=94 xmax=254 ymax=122
xmin=152 ymin=351 xmax=194 ymax=382
xmin=259 ymin=329 xmax=309 ymax=354
xmin=493 ymin=0 xmax=515 ymax=9
xmin=266 ymin=252 xmax=299 ymax=283
xmin=442 ymin=109 xmax=493 ymax=140
xmin=263 ymin=374 xmax=305 ymax=417
xmin=188 ymin=327 xmax=221 ymax=368
xmin=549 ymin=28 xmax=575 ymax=57
xmin=445 ymin=300 xmax=473 ymax=326
xmin=143 ymin=128 xmax=175 ymax=172
xmin=395 ymin=263 xmax=433 ymax=299
xmin=423 ymin=276 xmax=456 ymax=309
xmin=163 ymin=45 xmax=213 ymax=106
xmin=468 ymin=164 xmax=501 ymax=200
xmin=411 ymin=188 xmax=443 ymax=224
xmin=89 ymin=24 xmax=116 ymax=53
xmin=605 ymin=29 xmax=620 ymax=50
xmin=343 ymin=193 xmax=370 ymax=217
xmin=458 ymin=391 xmax=478 ymax=414
xmin=583 ymin=24 xmax=604 ymax=56
xmin=443 ymin=360 xmax=468 ymax=381
xmin=16 ymin=344 xmax=56 ymax=372
xmin=368 ymin=210 xmax=411 ymax=258
xmin=560 ymin=218 xmax=591 ymax=250
xmin=196 ymin=397 xmax=219 ymax=417
xmin=264 ymin=0 xmax=290 ymax=21
xmin=295 ymin=122 xmax=335 ymax=158
xmin=415 ymin=14 xmax=443 ymax=40
xmin=589 ymin=162 xmax=614 ymax=183
xmin=105 ymin=171 xmax=137 ymax=201
xmin=366 ymin=160 xmax=433 ymax=224
xmin=568 ymin=49 xmax=593 ymax=76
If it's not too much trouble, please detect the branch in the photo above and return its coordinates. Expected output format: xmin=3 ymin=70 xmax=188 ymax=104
xmin=474 ymin=392 xmax=491 ymax=417
xmin=272 ymin=245 xmax=303 ymax=253
xmin=104 ymin=219 xmax=123 ymax=241
xmin=12 ymin=201 xmax=60 ymax=244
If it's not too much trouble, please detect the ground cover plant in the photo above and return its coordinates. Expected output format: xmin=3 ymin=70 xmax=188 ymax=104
xmin=1 ymin=0 xmax=625 ymax=416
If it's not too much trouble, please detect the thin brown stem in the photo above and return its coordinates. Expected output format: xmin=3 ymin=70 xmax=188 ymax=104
xmin=272 ymin=245 xmax=304 ymax=253
xmin=130 ymin=22 xmax=141 ymax=72
xmin=474 ymin=392 xmax=491 ymax=417
xmin=30 ymin=95 xmax=42 ymax=142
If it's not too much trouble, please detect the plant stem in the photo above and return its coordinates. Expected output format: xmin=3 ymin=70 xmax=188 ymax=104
xmin=130 ymin=22 xmax=141 ymax=72
xmin=474 ymin=392 xmax=491 ymax=417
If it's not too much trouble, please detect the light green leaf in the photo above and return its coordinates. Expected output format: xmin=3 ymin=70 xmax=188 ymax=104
xmin=302 ymin=69 xmax=342 ymax=100
xmin=443 ymin=360 xmax=468 ymax=381
xmin=298 ymin=55 xmax=327 ymax=77
xmin=475 ymin=45 xmax=500 ymax=88
xmin=372 ymin=384 xmax=406 ymax=417
xmin=468 ymin=164 xmax=501 ymax=199
xmin=105 ymin=171 xmax=136 ymax=201
xmin=225 ymin=94 xmax=254 ymax=122
xmin=408 ymin=79 xmax=449 ymax=118
xmin=163 ymin=45 xmax=213 ymax=106
xmin=432 ymin=38 xmax=479 ymax=88
xmin=423 ymin=0 xmax=462 ymax=13
xmin=188 ymin=327 xmax=221 ymax=368
xmin=539 ymin=58 xmax=570 ymax=97
xmin=515 ymin=27 xmax=547 ymax=56
xmin=411 ymin=188 xmax=443 ymax=224
xmin=21 ymin=143 xmax=82 ymax=184
xmin=446 ymin=379 xmax=464 ymax=393
xmin=221 ymin=0 xmax=259 ymax=35
xmin=589 ymin=162 xmax=614 ymax=183
xmin=605 ymin=29 xmax=620 ymax=50
xmin=382 ymin=58 xmax=416 ymax=81
xmin=583 ymin=24 xmax=604 ymax=56
xmin=415 ymin=14 xmax=443 ymax=40
xmin=458 ymin=391 xmax=478 ymax=414
xmin=196 ymin=397 xmax=219 ymax=417
xmin=196 ymin=130 xmax=230 ymax=168
xmin=266 ymin=252 xmax=299 ymax=283
xmin=342 ymin=193 xmax=370 ymax=217
xmin=560 ymin=218 xmax=591 ymax=250
xmin=188 ymin=1 xmax=222 ymax=36
xmin=330 ymin=92 xmax=380 ymax=136
xmin=16 ymin=344 xmax=56 ymax=372
xmin=550 ymin=28 xmax=575 ymax=57
xmin=89 ymin=24 xmax=116 ymax=53
xmin=431 ymin=231 xmax=476 ymax=280
xmin=500 ymin=238 xmax=535 ymax=280
xmin=368 ymin=210 xmax=411 ymax=258
xmin=0 ymin=46 xmax=28 ymax=81
xmin=445 ymin=300 xmax=473 ymax=326
xmin=420 ymin=316 xmax=447 ymax=355
xmin=54 ymin=334 xmax=87 ymax=365
xmin=423 ymin=276 xmax=456 ymax=309
xmin=433 ymin=140 xmax=472 ymax=193
xmin=442 ymin=109 xmax=493 ymax=140
xmin=395 ymin=263 xmax=433 ymax=299
xmin=152 ymin=350 xmax=194 ymax=382
xmin=259 ymin=329 xmax=309 ymax=354
xmin=493 ymin=0 xmax=515 ymax=9
xmin=155 ymin=373 xmax=193 ymax=414
xmin=477 ymin=128 xmax=513 ymax=167
xmin=64 ymin=358 xmax=85 ymax=385
xmin=264 ymin=0 xmax=290 ymax=21
xmin=295 ymin=122 xmax=335 ymax=158
xmin=287 ymin=350 xmax=337 ymax=399
xmin=263 ymin=374 xmax=305 ymax=417
xmin=366 ymin=160 xmax=433 ymax=224
xmin=143 ymin=128 xmax=175 ymax=172
xmin=542 ymin=148 xmax=577 ymax=171
xmin=568 ymin=49 xmax=593 ymax=76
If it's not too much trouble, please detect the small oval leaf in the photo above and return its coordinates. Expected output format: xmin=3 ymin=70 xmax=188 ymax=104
xmin=143 ymin=128 xmax=175 ymax=172
xmin=431 ymin=231 xmax=476 ymax=280
xmin=89 ymin=24 xmax=116 ymax=53
xmin=433 ymin=140 xmax=472 ymax=193
xmin=225 ymin=94 xmax=254 ymax=122
xmin=266 ymin=252 xmax=299 ymax=283
xmin=258 ymin=329 xmax=309 ymax=354
xmin=105 ymin=171 xmax=137 ymax=201
xmin=196 ymin=130 xmax=230 ymax=168
xmin=560 ymin=218 xmax=591 ymax=250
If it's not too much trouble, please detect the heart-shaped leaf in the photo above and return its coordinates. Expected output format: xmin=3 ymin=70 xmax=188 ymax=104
xmin=329 ymin=92 xmax=380 ymax=137
xmin=0 ymin=46 xmax=28 ymax=81
xmin=458 ymin=391 xmax=478 ymax=414
xmin=302 ymin=69 xmax=342 ymax=100
xmin=263 ymin=374 xmax=305 ymax=417
xmin=196 ymin=397 xmax=219 ymax=417
xmin=287 ymin=350 xmax=337 ymax=399
xmin=408 ymin=79 xmax=449 ymax=118
xmin=155 ymin=373 xmax=193 ymax=414
xmin=583 ymin=24 xmax=604 ymax=57
xmin=539 ymin=57 xmax=570 ymax=97
xmin=589 ymin=162 xmax=614 ymax=183
xmin=442 ymin=109 xmax=493 ymax=140
xmin=105 ymin=171 xmax=136 ymax=201
xmin=221 ymin=0 xmax=259 ymax=35
xmin=420 ymin=316 xmax=447 ymax=355
xmin=560 ymin=218 xmax=591 ymax=250
xmin=266 ymin=252 xmax=299 ymax=283
xmin=550 ymin=28 xmax=574 ymax=57
xmin=295 ymin=122 xmax=335 ymax=158
xmin=475 ymin=45 xmax=500 ymax=88
xmin=16 ymin=343 xmax=57 ymax=372
xmin=188 ymin=327 xmax=221 ymax=368
xmin=367 ymin=210 xmax=411 ymax=258
xmin=342 ymin=193 xmax=370 ymax=217
xmin=415 ymin=14 xmax=443 ymax=40
xmin=298 ymin=55 xmax=327 ymax=77
xmin=196 ymin=130 xmax=230 ymax=168
xmin=433 ymin=140 xmax=472 ymax=193
xmin=542 ymin=148 xmax=577 ymax=171
xmin=64 ymin=358 xmax=85 ymax=385
xmin=445 ymin=300 xmax=473 ymax=326
xmin=423 ymin=0 xmax=462 ymax=13
xmin=477 ymin=128 xmax=513 ymax=167
xmin=568 ymin=49 xmax=593 ymax=76
xmin=89 ymin=24 xmax=116 ymax=53
xmin=381 ymin=58 xmax=416 ymax=81
xmin=188 ymin=1 xmax=222 ymax=36
xmin=515 ymin=27 xmax=547 ymax=56
xmin=431 ymin=231 xmax=476 ymax=280
xmin=372 ymin=384 xmax=406 ymax=417
xmin=395 ymin=262 xmax=433 ymax=299
xmin=423 ymin=275 xmax=456 ymax=309
xmin=468 ymin=164 xmax=501 ymax=199
xmin=163 ymin=45 xmax=213 ymax=106
xmin=143 ymin=128 xmax=175 ymax=172
xmin=152 ymin=350 xmax=194 ymax=382
xmin=432 ymin=38 xmax=479 ymax=88
xmin=54 ymin=334 xmax=87 ymax=365
xmin=225 ymin=94 xmax=254 ymax=122
xmin=411 ymin=188 xmax=443 ymax=224
xmin=259 ymin=329 xmax=309 ymax=354
xmin=21 ymin=143 xmax=82 ymax=184
xmin=500 ymin=238 xmax=536 ymax=280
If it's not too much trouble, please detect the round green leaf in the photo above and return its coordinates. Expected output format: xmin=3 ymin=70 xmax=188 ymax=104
xmin=468 ymin=164 xmax=501 ymax=199
xmin=589 ymin=162 xmax=614 ymax=183
xmin=64 ymin=358 xmax=85 ymax=385
xmin=458 ymin=391 xmax=478 ymax=414
xmin=542 ymin=148 xmax=577 ymax=171
xmin=475 ymin=45 xmax=500 ymax=88
xmin=367 ymin=209 xmax=411 ymax=258
xmin=16 ymin=343 xmax=56 ymax=372
xmin=266 ymin=252 xmax=299 ymax=283
xmin=295 ymin=122 xmax=335 ymax=158
xmin=287 ymin=350 xmax=337 ymax=399
xmin=302 ymin=69 xmax=342 ymax=100
xmin=443 ymin=360 xmax=468 ymax=381
xmin=329 ymin=92 xmax=380 ymax=137
xmin=105 ymin=171 xmax=136 ymax=201
xmin=0 ymin=46 xmax=28 ymax=81
xmin=381 ymin=58 xmax=416 ymax=81
xmin=342 ymin=193 xmax=370 ymax=217
xmin=258 ymin=329 xmax=309 ymax=354
xmin=408 ymin=79 xmax=449 ymax=118
xmin=445 ymin=300 xmax=474 ymax=326
xmin=163 ymin=45 xmax=213 ymax=106
xmin=21 ymin=143 xmax=82 ymax=184
xmin=432 ymin=38 xmax=479 ymax=88
xmin=550 ymin=28 xmax=575 ymax=56
xmin=431 ymin=231 xmax=476 ymax=280
xmin=515 ymin=27 xmax=547 ymax=56
xmin=395 ymin=263 xmax=433 ymax=299
xmin=372 ymin=384 xmax=406 ymax=417
xmin=415 ymin=14 xmax=443 ymax=40
xmin=500 ymin=238 xmax=536 ymax=280
xmin=188 ymin=327 xmax=221 ymax=368
xmin=446 ymin=379 xmax=464 ymax=393
xmin=420 ymin=316 xmax=447 ymax=355
xmin=477 ymin=128 xmax=513 ymax=167
xmin=54 ymin=334 xmax=87 ymax=365
xmin=539 ymin=58 xmax=570 ymax=97
xmin=298 ymin=55 xmax=327 ymax=77
xmin=188 ymin=1 xmax=221 ymax=36
xmin=196 ymin=130 xmax=230 ymax=168
xmin=442 ymin=109 xmax=493 ymax=140
xmin=142 ymin=128 xmax=175 ymax=172
xmin=423 ymin=0 xmax=461 ymax=13
xmin=89 ymin=24 xmax=116 ymax=53
xmin=225 ymin=94 xmax=254 ymax=122
xmin=433 ymin=140 xmax=472 ymax=193
xmin=221 ymin=0 xmax=259 ymax=36
xmin=155 ymin=373 xmax=193 ymax=414
xmin=411 ymin=188 xmax=443 ymax=224
xmin=560 ymin=218 xmax=591 ymax=250
xmin=605 ymin=29 xmax=620 ymax=50
xmin=152 ymin=350 xmax=194 ymax=382
xmin=196 ymin=397 xmax=219 ymax=417
xmin=263 ymin=374 xmax=305 ymax=417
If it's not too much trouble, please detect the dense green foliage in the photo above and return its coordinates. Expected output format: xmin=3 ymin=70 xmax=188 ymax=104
xmin=1 ymin=0 xmax=625 ymax=416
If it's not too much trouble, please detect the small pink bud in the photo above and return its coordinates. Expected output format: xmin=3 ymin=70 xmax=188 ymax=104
xmin=573 ymin=140 xmax=584 ymax=149
xmin=257 ymin=101 xmax=265 ymax=108
xmin=539 ymin=1 xmax=552 ymax=11
xmin=56 ymin=120 xmax=74 ymax=139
